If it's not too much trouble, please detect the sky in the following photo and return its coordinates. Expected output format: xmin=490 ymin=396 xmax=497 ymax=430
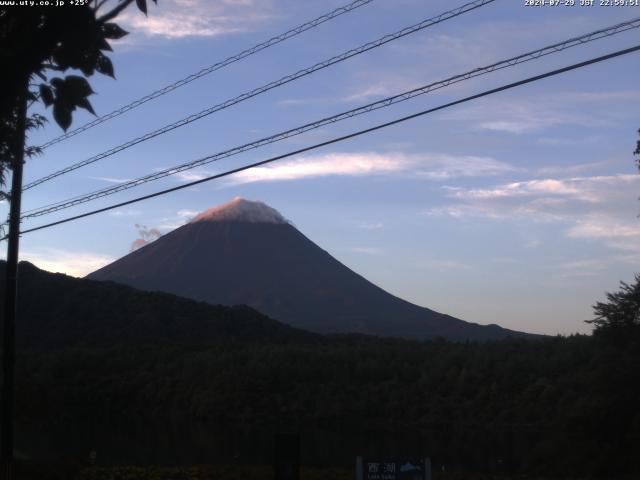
xmin=5 ymin=0 xmax=640 ymax=336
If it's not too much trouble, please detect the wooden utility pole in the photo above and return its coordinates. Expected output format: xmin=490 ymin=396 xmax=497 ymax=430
xmin=1 ymin=86 xmax=27 ymax=480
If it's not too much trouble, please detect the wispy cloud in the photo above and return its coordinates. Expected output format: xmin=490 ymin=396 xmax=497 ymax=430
xmin=553 ymin=253 xmax=639 ymax=279
xmin=445 ymin=174 xmax=638 ymax=203
xmin=119 ymin=0 xmax=274 ymax=39
xmin=566 ymin=215 xmax=640 ymax=241
xmin=89 ymin=176 xmax=132 ymax=184
xmin=108 ymin=209 xmax=142 ymax=217
xmin=559 ymin=259 xmax=605 ymax=270
xmin=350 ymin=246 xmax=384 ymax=256
xmin=394 ymin=15 xmax=601 ymax=78
xmin=445 ymin=100 xmax=606 ymax=134
xmin=355 ymin=221 xmax=384 ymax=230
xmin=230 ymin=152 xmax=406 ymax=183
xmin=442 ymin=86 xmax=640 ymax=136
xmin=535 ymin=159 xmax=613 ymax=176
xmin=227 ymin=152 xmax=515 ymax=184
xmin=558 ymin=90 xmax=640 ymax=103
xmin=491 ymin=257 xmax=519 ymax=264
xmin=416 ymin=259 xmax=472 ymax=271
xmin=177 ymin=209 xmax=199 ymax=219
xmin=341 ymin=78 xmax=416 ymax=103
xmin=524 ymin=239 xmax=541 ymax=249
xmin=21 ymin=249 xmax=114 ymax=278
xmin=276 ymin=97 xmax=326 ymax=108
xmin=415 ymin=154 xmax=517 ymax=180
xmin=426 ymin=173 xmax=640 ymax=254
xmin=536 ymin=136 xmax=604 ymax=147
xmin=131 ymin=224 xmax=162 ymax=251
xmin=174 ymin=170 xmax=217 ymax=182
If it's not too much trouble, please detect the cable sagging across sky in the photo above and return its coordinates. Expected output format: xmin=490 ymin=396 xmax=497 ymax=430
xmin=13 ymin=43 xmax=640 ymax=239
xmin=23 ymin=0 xmax=497 ymax=191
xmin=36 ymin=0 xmax=377 ymax=150
xmin=20 ymin=17 xmax=640 ymax=219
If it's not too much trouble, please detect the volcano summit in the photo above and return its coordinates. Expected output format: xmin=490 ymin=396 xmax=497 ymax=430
xmin=88 ymin=198 xmax=532 ymax=340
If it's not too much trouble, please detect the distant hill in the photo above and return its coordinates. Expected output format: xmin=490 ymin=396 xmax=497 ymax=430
xmin=88 ymin=197 xmax=537 ymax=341
xmin=0 ymin=261 xmax=318 ymax=350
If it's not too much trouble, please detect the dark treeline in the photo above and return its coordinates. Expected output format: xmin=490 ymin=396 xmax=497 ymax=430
xmin=2 ymin=263 xmax=639 ymax=477
xmin=14 ymin=334 xmax=640 ymax=477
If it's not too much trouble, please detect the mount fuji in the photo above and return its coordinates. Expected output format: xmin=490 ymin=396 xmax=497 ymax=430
xmin=87 ymin=198 xmax=533 ymax=340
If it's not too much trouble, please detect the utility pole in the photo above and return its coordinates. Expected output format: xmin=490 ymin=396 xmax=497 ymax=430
xmin=1 ymin=85 xmax=27 ymax=480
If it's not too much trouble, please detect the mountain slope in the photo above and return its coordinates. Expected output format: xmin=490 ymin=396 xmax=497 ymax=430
xmin=0 ymin=261 xmax=318 ymax=350
xmin=88 ymin=198 xmax=534 ymax=340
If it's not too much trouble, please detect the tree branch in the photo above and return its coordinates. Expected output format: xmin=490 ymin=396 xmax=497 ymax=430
xmin=94 ymin=0 xmax=110 ymax=13
xmin=97 ymin=0 xmax=136 ymax=23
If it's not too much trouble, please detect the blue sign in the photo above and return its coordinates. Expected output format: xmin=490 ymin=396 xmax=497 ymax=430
xmin=356 ymin=458 xmax=431 ymax=480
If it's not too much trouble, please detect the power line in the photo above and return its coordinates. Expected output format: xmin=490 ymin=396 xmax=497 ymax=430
xmin=37 ymin=0 xmax=376 ymax=150
xmin=24 ymin=0 xmax=497 ymax=191
xmin=21 ymin=17 xmax=640 ymax=219
xmin=14 ymin=44 xmax=640 ymax=238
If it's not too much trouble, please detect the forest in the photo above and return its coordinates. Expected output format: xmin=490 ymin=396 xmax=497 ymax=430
xmin=1 ymin=262 xmax=639 ymax=478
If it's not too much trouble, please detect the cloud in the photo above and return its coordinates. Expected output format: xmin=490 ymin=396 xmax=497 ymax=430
xmin=566 ymin=215 xmax=640 ymax=240
xmin=174 ymin=170 xmax=217 ymax=182
xmin=524 ymin=239 xmax=540 ymax=249
xmin=177 ymin=209 xmax=199 ymax=219
xmin=491 ymin=257 xmax=519 ymax=264
xmin=21 ymin=249 xmax=114 ymax=278
xmin=416 ymin=259 xmax=472 ymax=271
xmin=279 ymin=77 xmax=417 ymax=107
xmin=350 ymin=246 xmax=384 ymax=256
xmin=537 ymin=136 xmax=603 ymax=147
xmin=356 ymin=221 xmax=384 ymax=230
xmin=108 ymin=209 xmax=142 ymax=217
xmin=445 ymin=174 xmax=638 ymax=204
xmin=118 ymin=0 xmax=274 ymax=39
xmin=156 ymin=221 xmax=185 ymax=230
xmin=89 ymin=176 xmax=132 ymax=184
xmin=231 ymin=152 xmax=409 ymax=184
xmin=396 ymin=15 xmax=602 ymax=78
xmin=426 ymin=173 xmax=640 ymax=255
xmin=552 ymin=253 xmax=639 ymax=279
xmin=341 ymin=78 xmax=417 ymax=103
xmin=559 ymin=259 xmax=605 ymax=270
xmin=442 ymin=86 xmax=640 ymax=136
xmin=276 ymin=97 xmax=326 ymax=108
xmin=228 ymin=152 xmax=516 ymax=184
xmin=445 ymin=100 xmax=606 ymax=134
xmin=535 ymin=159 xmax=612 ymax=175
xmin=559 ymin=91 xmax=640 ymax=103
xmin=131 ymin=224 xmax=163 ymax=251
xmin=416 ymin=155 xmax=517 ymax=180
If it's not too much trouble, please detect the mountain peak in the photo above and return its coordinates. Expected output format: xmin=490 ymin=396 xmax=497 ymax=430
xmin=191 ymin=197 xmax=288 ymax=224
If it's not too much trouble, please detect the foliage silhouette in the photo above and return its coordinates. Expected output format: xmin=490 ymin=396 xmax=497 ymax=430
xmin=0 ymin=262 xmax=638 ymax=477
xmin=588 ymin=275 xmax=640 ymax=335
xmin=0 ymin=0 xmax=156 ymax=185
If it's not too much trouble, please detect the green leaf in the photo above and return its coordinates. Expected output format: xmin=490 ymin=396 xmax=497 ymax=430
xmin=136 ymin=0 xmax=148 ymax=15
xmin=39 ymin=85 xmax=54 ymax=107
xmin=96 ymin=53 xmax=115 ymax=78
xmin=101 ymin=23 xmax=129 ymax=40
